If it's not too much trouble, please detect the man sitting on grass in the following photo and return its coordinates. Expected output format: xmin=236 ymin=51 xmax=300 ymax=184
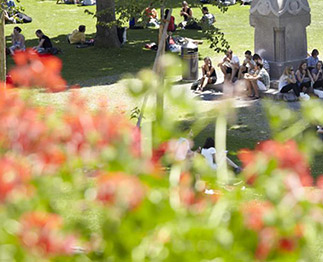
xmin=33 ymin=29 xmax=53 ymax=54
xmin=68 ymin=25 xmax=86 ymax=44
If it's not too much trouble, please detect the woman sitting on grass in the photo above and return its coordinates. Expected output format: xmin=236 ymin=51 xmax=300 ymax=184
xmin=279 ymin=66 xmax=300 ymax=98
xmin=196 ymin=57 xmax=217 ymax=92
xmin=295 ymin=61 xmax=314 ymax=95
xmin=9 ymin=26 xmax=25 ymax=55
xmin=199 ymin=137 xmax=241 ymax=173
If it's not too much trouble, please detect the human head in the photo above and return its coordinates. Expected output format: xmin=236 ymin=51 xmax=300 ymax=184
xmin=202 ymin=7 xmax=209 ymax=14
xmin=165 ymin=9 xmax=169 ymax=19
xmin=316 ymin=61 xmax=323 ymax=70
xmin=182 ymin=1 xmax=188 ymax=7
xmin=35 ymin=29 xmax=43 ymax=38
xmin=203 ymin=137 xmax=215 ymax=149
xmin=252 ymin=53 xmax=262 ymax=62
xmin=299 ymin=61 xmax=307 ymax=71
xmin=204 ymin=56 xmax=212 ymax=67
xmin=312 ymin=49 xmax=319 ymax=57
xmin=14 ymin=26 xmax=22 ymax=34
xmin=283 ymin=66 xmax=294 ymax=76
xmin=79 ymin=25 xmax=86 ymax=33
xmin=255 ymin=61 xmax=263 ymax=70
xmin=244 ymin=50 xmax=252 ymax=59
xmin=225 ymin=49 xmax=233 ymax=59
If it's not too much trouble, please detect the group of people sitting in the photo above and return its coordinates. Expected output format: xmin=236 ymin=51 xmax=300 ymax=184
xmin=278 ymin=49 xmax=323 ymax=100
xmin=131 ymin=1 xmax=215 ymax=32
xmin=8 ymin=28 xmax=54 ymax=55
xmin=8 ymin=25 xmax=94 ymax=55
xmin=192 ymin=48 xmax=323 ymax=101
xmin=192 ymin=49 xmax=270 ymax=99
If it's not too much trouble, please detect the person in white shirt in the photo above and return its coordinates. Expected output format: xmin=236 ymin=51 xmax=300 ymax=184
xmin=218 ymin=49 xmax=240 ymax=82
xmin=199 ymin=137 xmax=241 ymax=172
xmin=238 ymin=50 xmax=256 ymax=79
xmin=278 ymin=66 xmax=301 ymax=97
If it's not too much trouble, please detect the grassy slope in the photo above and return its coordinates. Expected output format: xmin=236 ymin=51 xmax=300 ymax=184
xmin=6 ymin=0 xmax=323 ymax=175
xmin=7 ymin=0 xmax=322 ymax=83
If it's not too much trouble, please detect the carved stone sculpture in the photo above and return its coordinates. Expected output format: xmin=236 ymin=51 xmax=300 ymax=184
xmin=250 ymin=0 xmax=311 ymax=79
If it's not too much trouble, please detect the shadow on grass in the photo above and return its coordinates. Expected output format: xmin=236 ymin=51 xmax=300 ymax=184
xmin=6 ymin=28 xmax=210 ymax=86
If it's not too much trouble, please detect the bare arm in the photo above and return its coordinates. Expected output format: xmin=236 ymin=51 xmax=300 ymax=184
xmin=307 ymin=69 xmax=314 ymax=83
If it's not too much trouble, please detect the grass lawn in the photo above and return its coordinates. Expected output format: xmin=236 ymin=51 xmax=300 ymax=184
xmin=6 ymin=0 xmax=323 ymax=83
xmin=5 ymin=0 xmax=323 ymax=176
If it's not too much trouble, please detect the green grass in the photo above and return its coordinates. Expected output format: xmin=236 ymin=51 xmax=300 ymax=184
xmin=6 ymin=0 xmax=323 ymax=176
xmin=6 ymin=0 xmax=323 ymax=83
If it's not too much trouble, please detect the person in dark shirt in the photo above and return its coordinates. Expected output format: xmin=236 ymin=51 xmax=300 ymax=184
xmin=34 ymin=29 xmax=53 ymax=53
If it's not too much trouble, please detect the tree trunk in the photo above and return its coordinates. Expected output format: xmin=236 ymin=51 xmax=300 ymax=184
xmin=95 ymin=0 xmax=120 ymax=48
xmin=0 ymin=11 xmax=6 ymax=82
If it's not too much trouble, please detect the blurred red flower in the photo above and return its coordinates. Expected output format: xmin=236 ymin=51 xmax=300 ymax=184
xmin=255 ymin=227 xmax=277 ymax=260
xmin=238 ymin=140 xmax=312 ymax=187
xmin=97 ymin=172 xmax=145 ymax=210
xmin=278 ymin=237 xmax=296 ymax=252
xmin=19 ymin=212 xmax=76 ymax=256
xmin=9 ymin=49 xmax=66 ymax=92
xmin=0 ymin=156 xmax=31 ymax=202
xmin=241 ymin=200 xmax=273 ymax=231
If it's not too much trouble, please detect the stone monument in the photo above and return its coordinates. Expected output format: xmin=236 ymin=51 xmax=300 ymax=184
xmin=250 ymin=0 xmax=311 ymax=80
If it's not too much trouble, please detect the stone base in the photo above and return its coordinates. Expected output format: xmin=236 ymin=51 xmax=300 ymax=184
xmin=269 ymin=58 xmax=307 ymax=80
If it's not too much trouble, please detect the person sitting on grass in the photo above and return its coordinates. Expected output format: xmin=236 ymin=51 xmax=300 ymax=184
xmin=164 ymin=9 xmax=176 ymax=32
xmin=312 ymin=60 xmax=323 ymax=90
xmin=244 ymin=61 xmax=270 ymax=100
xmin=238 ymin=50 xmax=255 ymax=79
xmin=279 ymin=66 xmax=300 ymax=98
xmin=179 ymin=1 xmax=193 ymax=28
xmin=307 ymin=49 xmax=319 ymax=72
xmin=33 ymin=29 xmax=53 ymax=54
xmin=201 ymin=7 xmax=215 ymax=26
xmin=9 ymin=26 xmax=25 ymax=55
xmin=68 ymin=25 xmax=86 ymax=44
xmin=198 ymin=137 xmax=241 ymax=173
xmin=218 ymin=49 xmax=240 ymax=82
xmin=295 ymin=61 xmax=314 ymax=95
xmin=196 ymin=57 xmax=217 ymax=92
xmin=144 ymin=3 xmax=159 ymax=28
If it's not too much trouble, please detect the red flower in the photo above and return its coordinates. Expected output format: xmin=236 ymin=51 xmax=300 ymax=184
xmin=0 ymin=156 xmax=31 ymax=202
xmin=238 ymin=140 xmax=312 ymax=187
xmin=96 ymin=172 xmax=145 ymax=210
xmin=255 ymin=227 xmax=277 ymax=260
xmin=9 ymin=49 xmax=67 ymax=92
xmin=278 ymin=237 xmax=296 ymax=252
xmin=19 ymin=212 xmax=76 ymax=256
xmin=241 ymin=200 xmax=273 ymax=231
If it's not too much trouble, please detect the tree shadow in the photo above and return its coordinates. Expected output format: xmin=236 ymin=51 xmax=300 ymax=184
xmin=6 ymin=28 xmax=211 ymax=86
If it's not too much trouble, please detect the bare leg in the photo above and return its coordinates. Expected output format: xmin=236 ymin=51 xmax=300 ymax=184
xmin=201 ymin=77 xmax=209 ymax=91
xmin=238 ymin=66 xmax=246 ymax=80
xmin=244 ymin=80 xmax=253 ymax=96
xmin=251 ymin=80 xmax=259 ymax=97
xmin=230 ymin=67 xmax=238 ymax=82
xmin=198 ymin=76 xmax=206 ymax=91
